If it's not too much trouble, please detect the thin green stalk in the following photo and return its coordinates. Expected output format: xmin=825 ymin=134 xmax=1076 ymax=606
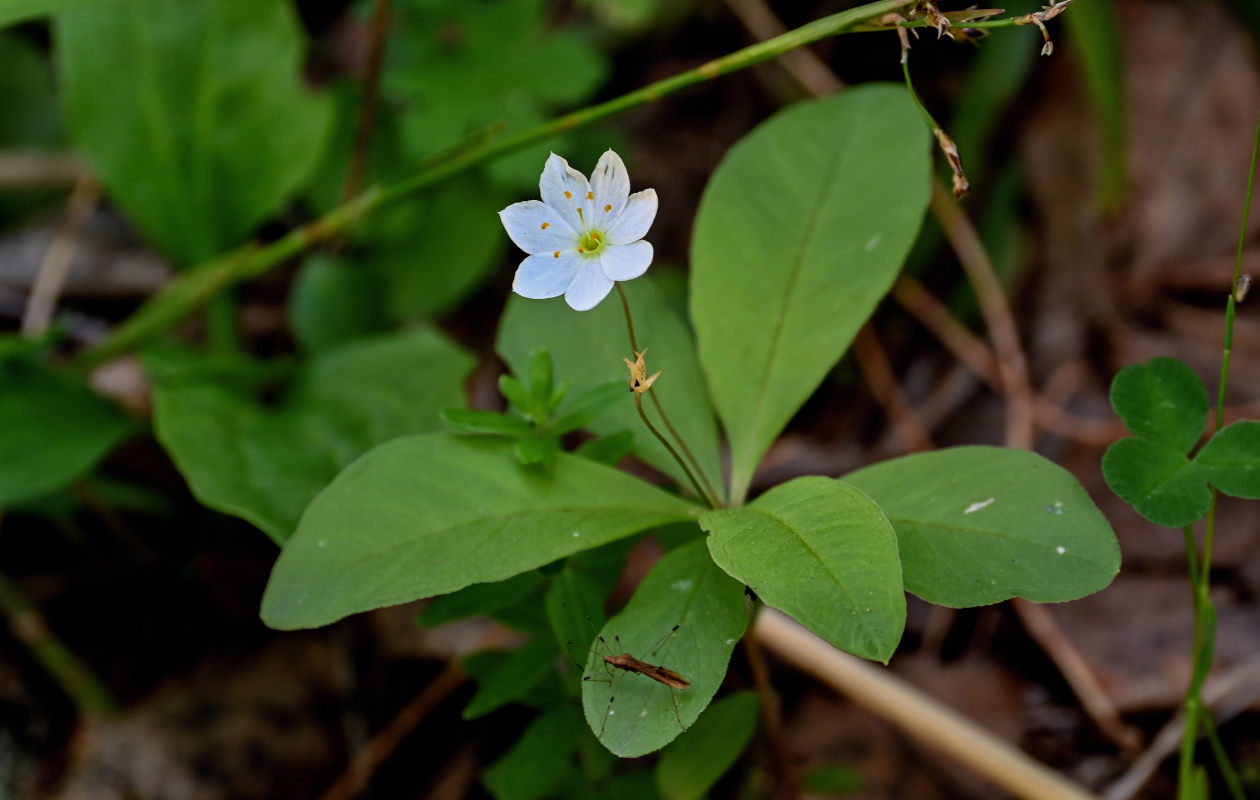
xmin=73 ymin=0 xmax=929 ymax=371
xmin=1177 ymin=109 xmax=1260 ymax=798
xmin=1201 ymin=710 xmax=1247 ymax=800
xmin=1215 ymin=112 xmax=1260 ymax=431
xmin=0 ymin=567 xmax=115 ymax=715
xmin=615 ymin=284 xmax=723 ymax=508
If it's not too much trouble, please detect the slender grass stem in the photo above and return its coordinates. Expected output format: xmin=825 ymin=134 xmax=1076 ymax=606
xmin=0 ymin=566 xmax=115 ymax=715
xmin=1177 ymin=110 xmax=1260 ymax=797
xmin=1201 ymin=711 xmax=1247 ymax=800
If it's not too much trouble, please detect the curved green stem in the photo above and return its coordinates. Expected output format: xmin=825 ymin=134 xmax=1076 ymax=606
xmin=74 ymin=0 xmax=932 ymax=370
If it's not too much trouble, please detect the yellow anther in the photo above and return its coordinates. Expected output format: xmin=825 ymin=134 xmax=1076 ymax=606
xmin=564 ymin=190 xmax=572 ymax=199
xmin=578 ymin=247 xmax=585 ymax=253
xmin=553 ymin=251 xmax=560 ymax=258
xmin=540 ymin=222 xmax=550 ymax=230
xmin=586 ymin=191 xmax=593 ymax=199
xmin=604 ymin=204 xmax=612 ymax=213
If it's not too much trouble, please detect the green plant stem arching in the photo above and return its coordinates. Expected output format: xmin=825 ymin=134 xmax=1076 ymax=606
xmin=70 ymin=0 xmax=1060 ymax=372
xmin=614 ymin=284 xmax=723 ymax=508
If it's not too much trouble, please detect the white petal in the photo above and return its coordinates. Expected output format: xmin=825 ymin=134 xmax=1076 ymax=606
xmin=539 ymin=153 xmax=591 ymax=232
xmin=499 ymin=200 xmax=577 ymax=254
xmin=590 ymin=149 xmax=630 ymax=229
xmin=513 ymin=250 xmax=582 ymax=299
xmin=564 ymin=261 xmax=615 ymax=311
xmin=599 ymin=240 xmax=653 ymax=282
xmin=606 ymin=189 xmax=657 ymax=245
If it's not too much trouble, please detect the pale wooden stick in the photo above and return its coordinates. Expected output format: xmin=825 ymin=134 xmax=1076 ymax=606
xmin=755 ymin=608 xmax=1102 ymax=800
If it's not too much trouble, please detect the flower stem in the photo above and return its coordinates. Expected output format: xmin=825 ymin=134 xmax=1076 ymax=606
xmin=633 ymin=392 xmax=711 ymax=506
xmin=75 ymin=0 xmax=952 ymax=370
xmin=615 ymin=284 xmax=724 ymax=508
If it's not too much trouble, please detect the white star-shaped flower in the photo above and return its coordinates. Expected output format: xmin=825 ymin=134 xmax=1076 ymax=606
xmin=500 ymin=150 xmax=658 ymax=311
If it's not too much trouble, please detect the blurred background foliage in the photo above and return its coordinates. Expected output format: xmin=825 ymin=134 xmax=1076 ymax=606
xmin=2 ymin=0 xmax=1259 ymax=797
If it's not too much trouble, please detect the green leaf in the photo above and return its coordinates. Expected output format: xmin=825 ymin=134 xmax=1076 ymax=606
xmin=1194 ymin=421 xmax=1260 ymax=499
xmin=262 ymin=434 xmax=698 ymax=630
xmin=498 ymin=276 xmax=722 ymax=499
xmin=385 ymin=0 xmax=606 ymax=165
xmin=153 ymin=328 xmax=472 ymax=543
xmin=575 ymin=430 xmax=635 ymax=466
xmin=0 ymin=32 xmax=62 ymax=146
xmin=552 ymin=383 xmax=630 ymax=435
xmin=364 ymin=177 xmax=507 ymax=319
xmin=462 ymin=638 xmax=558 ymax=719
xmin=1110 ymin=357 xmax=1207 ymax=452
xmin=582 ymin=539 xmax=748 ymax=758
xmin=848 ymin=447 xmax=1121 ymax=606
xmin=288 ymin=255 xmax=385 ymax=354
xmin=483 ymin=706 xmax=582 ymax=800
xmin=1063 ymin=0 xmax=1127 ymax=210
xmin=0 ymin=362 xmax=132 ymax=505
xmin=655 ymin=691 xmax=759 ymax=800
xmin=515 ymin=433 xmax=560 ymax=466
xmin=801 ymin=764 xmax=862 ymax=796
xmin=690 ymin=85 xmax=931 ymax=503
xmin=55 ymin=0 xmax=332 ymax=263
xmin=441 ymin=408 xmax=535 ymax=438
xmin=528 ymin=348 xmax=554 ymax=407
xmin=418 ymin=571 xmax=544 ymax=627
xmin=546 ymin=565 xmax=610 ymax=665
xmin=1 ymin=0 xmax=81 ymax=28
xmin=701 ymin=477 xmax=904 ymax=662
xmin=1102 ymin=437 xmax=1210 ymax=527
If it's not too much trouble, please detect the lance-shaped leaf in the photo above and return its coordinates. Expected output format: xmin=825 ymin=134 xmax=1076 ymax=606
xmin=691 ymin=85 xmax=931 ymax=503
xmin=262 ymin=434 xmax=698 ymax=630
xmin=700 ymin=477 xmax=904 ymax=662
xmin=847 ymin=447 xmax=1120 ymax=607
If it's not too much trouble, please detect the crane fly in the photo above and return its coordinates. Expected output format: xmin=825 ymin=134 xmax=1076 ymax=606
xmin=583 ymin=623 xmax=689 ymax=737
xmin=596 ymin=627 xmax=691 ymax=690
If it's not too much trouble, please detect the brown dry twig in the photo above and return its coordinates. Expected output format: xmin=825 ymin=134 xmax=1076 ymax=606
xmin=319 ymin=662 xmax=467 ymax=800
xmin=21 ymin=174 xmax=100 ymax=335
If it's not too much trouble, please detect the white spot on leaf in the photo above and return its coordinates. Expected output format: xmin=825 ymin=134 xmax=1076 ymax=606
xmin=670 ymin=579 xmax=693 ymax=592
xmin=1056 ymin=546 xmax=1066 ymax=555
xmin=865 ymin=233 xmax=882 ymax=252
xmin=964 ymin=498 xmax=995 ymax=514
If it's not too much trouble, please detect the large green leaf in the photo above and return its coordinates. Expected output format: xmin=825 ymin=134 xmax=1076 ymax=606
xmin=262 ymin=434 xmax=699 ymax=630
xmin=690 ymin=85 xmax=931 ymax=504
xmin=152 ymin=328 xmax=472 ymax=544
xmin=700 ymin=477 xmax=903 ymax=662
xmin=498 ymin=277 xmax=722 ymax=500
xmin=0 ymin=361 xmax=133 ymax=505
xmin=55 ymin=0 xmax=332 ymax=263
xmin=847 ymin=447 xmax=1121 ymax=606
xmin=1194 ymin=421 xmax=1260 ymax=500
xmin=582 ymin=539 xmax=748 ymax=758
